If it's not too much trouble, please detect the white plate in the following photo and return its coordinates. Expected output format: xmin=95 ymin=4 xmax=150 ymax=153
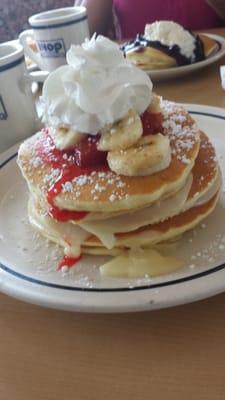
xmin=145 ymin=34 xmax=225 ymax=81
xmin=1 ymin=104 xmax=225 ymax=313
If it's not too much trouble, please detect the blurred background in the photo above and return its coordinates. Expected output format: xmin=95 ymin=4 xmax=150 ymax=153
xmin=0 ymin=0 xmax=74 ymax=42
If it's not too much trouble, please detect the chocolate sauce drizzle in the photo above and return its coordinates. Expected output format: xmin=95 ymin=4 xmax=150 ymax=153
xmin=122 ymin=31 xmax=205 ymax=66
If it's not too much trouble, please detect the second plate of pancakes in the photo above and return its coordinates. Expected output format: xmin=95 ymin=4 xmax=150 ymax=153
xmin=143 ymin=34 xmax=225 ymax=81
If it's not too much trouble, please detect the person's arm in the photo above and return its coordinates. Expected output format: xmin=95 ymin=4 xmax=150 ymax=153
xmin=74 ymin=0 xmax=113 ymax=36
xmin=207 ymin=0 xmax=225 ymax=22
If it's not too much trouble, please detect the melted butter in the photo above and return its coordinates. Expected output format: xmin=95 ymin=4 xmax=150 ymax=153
xmin=100 ymin=248 xmax=183 ymax=278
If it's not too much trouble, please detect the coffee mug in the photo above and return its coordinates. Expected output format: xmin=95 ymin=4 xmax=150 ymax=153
xmin=0 ymin=41 xmax=38 ymax=153
xmin=19 ymin=6 xmax=90 ymax=72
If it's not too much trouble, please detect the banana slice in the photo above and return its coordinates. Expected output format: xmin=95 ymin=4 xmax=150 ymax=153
xmin=148 ymin=93 xmax=162 ymax=113
xmin=107 ymin=133 xmax=171 ymax=176
xmin=97 ymin=110 xmax=143 ymax=151
xmin=50 ymin=127 xmax=84 ymax=150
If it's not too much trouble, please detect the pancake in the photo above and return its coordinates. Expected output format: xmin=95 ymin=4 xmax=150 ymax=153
xmin=84 ymin=192 xmax=219 ymax=251
xmin=124 ymin=33 xmax=218 ymax=71
xmin=199 ymin=33 xmax=219 ymax=57
xmin=18 ymin=100 xmax=200 ymax=213
xmin=28 ymin=189 xmax=219 ymax=256
xmin=76 ymin=130 xmax=220 ymax=227
xmin=24 ymin=125 xmax=221 ymax=261
xmin=25 ymin=126 xmax=218 ymax=225
xmin=27 ymin=119 xmax=220 ymax=255
xmin=183 ymin=130 xmax=219 ymax=207
xmin=126 ymin=46 xmax=177 ymax=70
xmin=28 ymin=124 xmax=221 ymax=254
xmin=18 ymin=93 xmax=221 ymax=261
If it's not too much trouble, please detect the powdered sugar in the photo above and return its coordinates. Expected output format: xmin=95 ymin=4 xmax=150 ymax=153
xmin=161 ymin=100 xmax=199 ymax=166
xmin=62 ymin=181 xmax=73 ymax=193
xmin=30 ymin=156 xmax=43 ymax=168
xmin=43 ymin=168 xmax=61 ymax=187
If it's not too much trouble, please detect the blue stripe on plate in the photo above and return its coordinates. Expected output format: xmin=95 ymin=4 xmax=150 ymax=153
xmin=0 ymin=57 xmax=24 ymax=73
xmin=0 ymin=152 xmax=17 ymax=168
xmin=30 ymin=15 xmax=87 ymax=30
xmin=0 ymin=261 xmax=225 ymax=292
xmin=0 ymin=110 xmax=224 ymax=292
xmin=189 ymin=111 xmax=225 ymax=120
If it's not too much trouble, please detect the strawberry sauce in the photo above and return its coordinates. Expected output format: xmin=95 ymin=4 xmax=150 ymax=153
xmin=141 ymin=111 xmax=164 ymax=135
xmin=36 ymin=130 xmax=108 ymax=222
xmin=48 ymin=205 xmax=88 ymax=222
xmin=57 ymin=254 xmax=82 ymax=270
xmin=36 ymin=111 xmax=163 ymax=223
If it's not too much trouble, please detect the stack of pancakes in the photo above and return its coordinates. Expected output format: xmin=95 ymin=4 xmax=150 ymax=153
xmin=17 ymin=99 xmax=221 ymax=258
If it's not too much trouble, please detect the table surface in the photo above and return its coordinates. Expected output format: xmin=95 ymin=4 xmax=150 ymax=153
xmin=1 ymin=28 xmax=225 ymax=400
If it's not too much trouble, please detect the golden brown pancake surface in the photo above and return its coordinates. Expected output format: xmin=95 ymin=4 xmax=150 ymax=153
xmin=18 ymin=101 xmax=201 ymax=213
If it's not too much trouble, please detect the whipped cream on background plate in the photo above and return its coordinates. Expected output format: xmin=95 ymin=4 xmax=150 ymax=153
xmin=144 ymin=21 xmax=196 ymax=60
xmin=42 ymin=35 xmax=152 ymax=142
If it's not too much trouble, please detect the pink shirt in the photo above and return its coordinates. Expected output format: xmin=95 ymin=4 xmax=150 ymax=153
xmin=113 ymin=0 xmax=224 ymax=39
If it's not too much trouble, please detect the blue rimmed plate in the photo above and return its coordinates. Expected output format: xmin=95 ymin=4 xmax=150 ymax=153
xmin=0 ymin=104 xmax=225 ymax=312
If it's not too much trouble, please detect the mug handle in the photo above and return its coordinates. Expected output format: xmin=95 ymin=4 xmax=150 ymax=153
xmin=19 ymin=29 xmax=45 ymax=70
xmin=29 ymin=70 xmax=49 ymax=83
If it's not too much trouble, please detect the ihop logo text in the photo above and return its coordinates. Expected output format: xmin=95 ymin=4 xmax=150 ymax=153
xmin=37 ymin=39 xmax=66 ymax=58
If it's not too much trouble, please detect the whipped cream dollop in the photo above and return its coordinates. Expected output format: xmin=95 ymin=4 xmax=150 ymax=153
xmin=42 ymin=35 xmax=152 ymax=137
xmin=144 ymin=21 xmax=196 ymax=60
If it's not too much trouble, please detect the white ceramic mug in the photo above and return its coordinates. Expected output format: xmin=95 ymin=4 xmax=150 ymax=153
xmin=19 ymin=6 xmax=90 ymax=72
xmin=0 ymin=41 xmax=38 ymax=154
